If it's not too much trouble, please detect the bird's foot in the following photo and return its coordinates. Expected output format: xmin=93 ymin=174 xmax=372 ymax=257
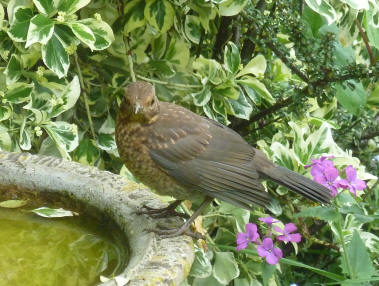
xmin=136 ymin=200 xmax=189 ymax=219
xmin=145 ymin=224 xmax=205 ymax=240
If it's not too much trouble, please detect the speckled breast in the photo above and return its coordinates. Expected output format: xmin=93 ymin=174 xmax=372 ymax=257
xmin=115 ymin=121 xmax=196 ymax=200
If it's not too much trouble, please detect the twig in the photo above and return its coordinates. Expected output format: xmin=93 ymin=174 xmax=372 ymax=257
xmin=74 ymin=53 xmax=96 ymax=140
xmin=212 ymin=16 xmax=233 ymax=59
xmin=136 ymin=75 xmax=202 ymax=89
xmin=128 ymin=54 xmax=136 ymax=82
xmin=354 ymin=19 xmax=375 ymax=66
xmin=196 ymin=29 xmax=205 ymax=58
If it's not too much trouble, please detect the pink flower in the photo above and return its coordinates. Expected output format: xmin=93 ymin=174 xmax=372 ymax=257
xmin=313 ymin=166 xmax=341 ymax=197
xmin=257 ymin=237 xmax=283 ymax=265
xmin=236 ymin=223 xmax=260 ymax=251
xmin=259 ymin=216 xmax=279 ymax=226
xmin=274 ymin=223 xmax=302 ymax=243
xmin=305 ymin=156 xmax=334 ymax=177
xmin=338 ymin=165 xmax=366 ymax=196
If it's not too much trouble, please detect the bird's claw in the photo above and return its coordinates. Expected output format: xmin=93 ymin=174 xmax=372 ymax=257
xmin=135 ymin=201 xmax=189 ymax=219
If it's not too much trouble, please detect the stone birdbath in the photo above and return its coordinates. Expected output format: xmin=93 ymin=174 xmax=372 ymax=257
xmin=0 ymin=151 xmax=194 ymax=285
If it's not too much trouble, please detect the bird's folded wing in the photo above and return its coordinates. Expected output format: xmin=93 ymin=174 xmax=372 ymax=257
xmin=148 ymin=115 xmax=272 ymax=209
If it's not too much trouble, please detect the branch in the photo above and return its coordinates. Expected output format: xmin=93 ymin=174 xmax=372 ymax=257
xmin=355 ymin=19 xmax=375 ymax=66
xmin=212 ymin=16 xmax=233 ymax=59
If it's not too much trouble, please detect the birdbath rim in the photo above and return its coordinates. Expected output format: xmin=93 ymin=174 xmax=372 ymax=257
xmin=0 ymin=151 xmax=194 ymax=285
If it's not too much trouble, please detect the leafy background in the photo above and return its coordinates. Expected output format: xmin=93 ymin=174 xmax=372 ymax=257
xmin=0 ymin=0 xmax=378 ymax=285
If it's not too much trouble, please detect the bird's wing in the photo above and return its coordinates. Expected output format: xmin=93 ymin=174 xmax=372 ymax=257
xmin=148 ymin=103 xmax=271 ymax=209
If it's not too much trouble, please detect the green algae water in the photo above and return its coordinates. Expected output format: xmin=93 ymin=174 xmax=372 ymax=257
xmin=0 ymin=193 xmax=129 ymax=286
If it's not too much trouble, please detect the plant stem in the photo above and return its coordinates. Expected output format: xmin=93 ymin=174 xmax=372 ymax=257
xmin=354 ymin=19 xmax=375 ymax=66
xmin=128 ymin=54 xmax=136 ymax=82
xmin=136 ymin=75 xmax=202 ymax=89
xmin=335 ymin=210 xmax=354 ymax=279
xmin=74 ymin=53 xmax=96 ymax=139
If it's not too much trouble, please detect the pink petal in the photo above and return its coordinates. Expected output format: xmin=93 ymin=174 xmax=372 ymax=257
xmin=245 ymin=223 xmax=259 ymax=241
xmin=330 ymin=188 xmax=338 ymax=197
xmin=273 ymin=247 xmax=283 ymax=259
xmin=236 ymin=233 xmax=248 ymax=245
xmin=314 ymin=175 xmax=327 ymax=185
xmin=266 ymin=252 xmax=279 ymax=264
xmin=345 ymin=165 xmax=356 ymax=181
xmin=310 ymin=165 xmax=324 ymax=177
xmin=288 ymin=233 xmax=302 ymax=243
xmin=324 ymin=167 xmax=338 ymax=181
xmin=276 ymin=235 xmax=288 ymax=242
xmin=257 ymin=245 xmax=267 ymax=258
xmin=284 ymin=223 xmax=297 ymax=234
xmin=352 ymin=178 xmax=366 ymax=191
xmin=262 ymin=237 xmax=274 ymax=250
xmin=336 ymin=179 xmax=350 ymax=189
xmin=236 ymin=242 xmax=248 ymax=251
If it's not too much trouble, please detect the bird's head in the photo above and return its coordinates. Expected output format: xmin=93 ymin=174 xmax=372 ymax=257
xmin=119 ymin=81 xmax=160 ymax=123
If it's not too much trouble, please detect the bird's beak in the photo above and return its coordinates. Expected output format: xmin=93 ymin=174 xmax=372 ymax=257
xmin=134 ymin=102 xmax=142 ymax=114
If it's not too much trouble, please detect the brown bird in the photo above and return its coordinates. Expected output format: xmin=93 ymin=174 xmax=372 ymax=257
xmin=116 ymin=81 xmax=330 ymax=238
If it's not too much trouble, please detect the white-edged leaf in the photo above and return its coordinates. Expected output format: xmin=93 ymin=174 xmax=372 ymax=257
xmin=31 ymin=207 xmax=77 ymax=217
xmin=189 ymin=249 xmax=212 ymax=278
xmin=4 ymin=54 xmax=22 ymax=85
xmin=43 ymin=121 xmax=79 ymax=158
xmin=340 ymin=0 xmax=369 ymax=10
xmin=68 ymin=22 xmax=96 ymax=50
xmin=32 ymin=0 xmax=57 ymax=15
xmin=212 ymin=252 xmax=240 ymax=284
xmin=124 ymin=0 xmax=146 ymax=34
xmin=0 ymin=124 xmax=12 ymax=151
xmin=42 ymin=34 xmax=70 ymax=78
xmin=219 ymin=0 xmax=248 ymax=16
xmin=305 ymin=0 xmax=337 ymax=24
xmin=228 ymin=90 xmax=252 ymax=120
xmin=99 ymin=113 xmax=115 ymax=134
xmin=237 ymin=54 xmax=266 ymax=78
xmin=77 ymin=18 xmax=114 ymax=50
xmin=7 ymin=7 xmax=33 ymax=42
xmin=51 ymin=75 xmax=81 ymax=117
xmin=144 ymin=0 xmax=175 ymax=33
xmin=19 ymin=117 xmax=32 ymax=150
xmin=237 ymin=77 xmax=275 ymax=104
xmin=26 ymin=14 xmax=55 ymax=47
xmin=0 ymin=3 xmax=4 ymax=30
xmin=192 ymin=85 xmax=211 ymax=106
xmin=224 ymin=41 xmax=240 ymax=74
xmin=0 ymin=106 xmax=12 ymax=122
xmin=58 ymin=0 xmax=91 ymax=15
xmin=0 ymin=200 xmax=28 ymax=208
xmin=97 ymin=134 xmax=116 ymax=151
xmin=164 ymin=39 xmax=190 ymax=67
xmin=185 ymin=15 xmax=202 ymax=44
xmin=5 ymin=82 xmax=33 ymax=103
xmin=365 ymin=3 xmax=379 ymax=50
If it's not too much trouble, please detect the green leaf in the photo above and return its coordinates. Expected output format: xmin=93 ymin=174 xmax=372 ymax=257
xmin=224 ymin=42 xmax=240 ymax=74
xmin=219 ymin=0 xmax=248 ymax=16
xmin=43 ymin=121 xmax=79 ymax=158
xmin=228 ymin=90 xmax=252 ymax=120
xmin=32 ymin=0 xmax=57 ymax=15
xmin=237 ymin=54 xmax=266 ymax=78
xmin=0 ymin=106 xmax=12 ymax=122
xmin=212 ymin=252 xmax=239 ymax=284
xmin=50 ymin=75 xmax=81 ymax=117
xmin=261 ymin=263 xmax=276 ymax=286
xmin=185 ymin=15 xmax=202 ymax=44
xmin=73 ymin=138 xmax=100 ymax=166
xmin=6 ymin=82 xmax=33 ymax=103
xmin=367 ymin=83 xmax=379 ymax=106
xmin=192 ymin=85 xmax=211 ymax=107
xmin=164 ymin=39 xmax=190 ymax=67
xmin=189 ymin=249 xmax=212 ymax=278
xmin=365 ymin=3 xmax=379 ymax=50
xmin=4 ymin=54 xmax=22 ymax=85
xmin=237 ymin=77 xmax=275 ymax=104
xmin=57 ymin=0 xmax=91 ymax=15
xmin=150 ymin=59 xmax=175 ymax=78
xmin=7 ymin=7 xmax=33 ymax=42
xmin=193 ymin=56 xmax=225 ymax=85
xmin=68 ymin=22 xmax=96 ymax=50
xmin=124 ymin=0 xmax=146 ymax=34
xmin=0 ymin=200 xmax=28 ymax=208
xmin=26 ymin=14 xmax=55 ymax=48
xmin=151 ymin=34 xmax=167 ymax=59
xmin=97 ymin=134 xmax=116 ymax=151
xmin=31 ymin=207 xmax=77 ymax=217
xmin=0 ymin=124 xmax=12 ymax=151
xmin=78 ymin=18 xmax=114 ymax=50
xmin=0 ymin=3 xmax=4 ymax=30
xmin=213 ymin=82 xmax=240 ymax=100
xmin=99 ymin=114 xmax=115 ymax=134
xmin=19 ymin=117 xmax=32 ymax=150
xmin=54 ymin=24 xmax=80 ymax=47
xmin=340 ymin=230 xmax=375 ymax=279
xmin=295 ymin=206 xmax=338 ymax=222
xmin=336 ymin=80 xmax=367 ymax=116
xmin=305 ymin=0 xmax=337 ymax=24
xmin=144 ymin=0 xmax=174 ymax=33
xmin=193 ymin=275 xmax=224 ymax=286
xmin=219 ymin=202 xmax=250 ymax=232
xmin=340 ymin=0 xmax=369 ymax=10
xmin=42 ymin=34 xmax=70 ymax=78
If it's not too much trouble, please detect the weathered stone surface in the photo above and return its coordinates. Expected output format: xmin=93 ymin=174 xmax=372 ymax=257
xmin=0 ymin=151 xmax=194 ymax=285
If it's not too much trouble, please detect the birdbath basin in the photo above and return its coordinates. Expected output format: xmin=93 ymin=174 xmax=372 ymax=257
xmin=0 ymin=151 xmax=194 ymax=285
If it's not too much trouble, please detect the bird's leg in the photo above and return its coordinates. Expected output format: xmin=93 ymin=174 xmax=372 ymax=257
xmin=137 ymin=200 xmax=188 ymax=218
xmin=146 ymin=196 xmax=213 ymax=240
